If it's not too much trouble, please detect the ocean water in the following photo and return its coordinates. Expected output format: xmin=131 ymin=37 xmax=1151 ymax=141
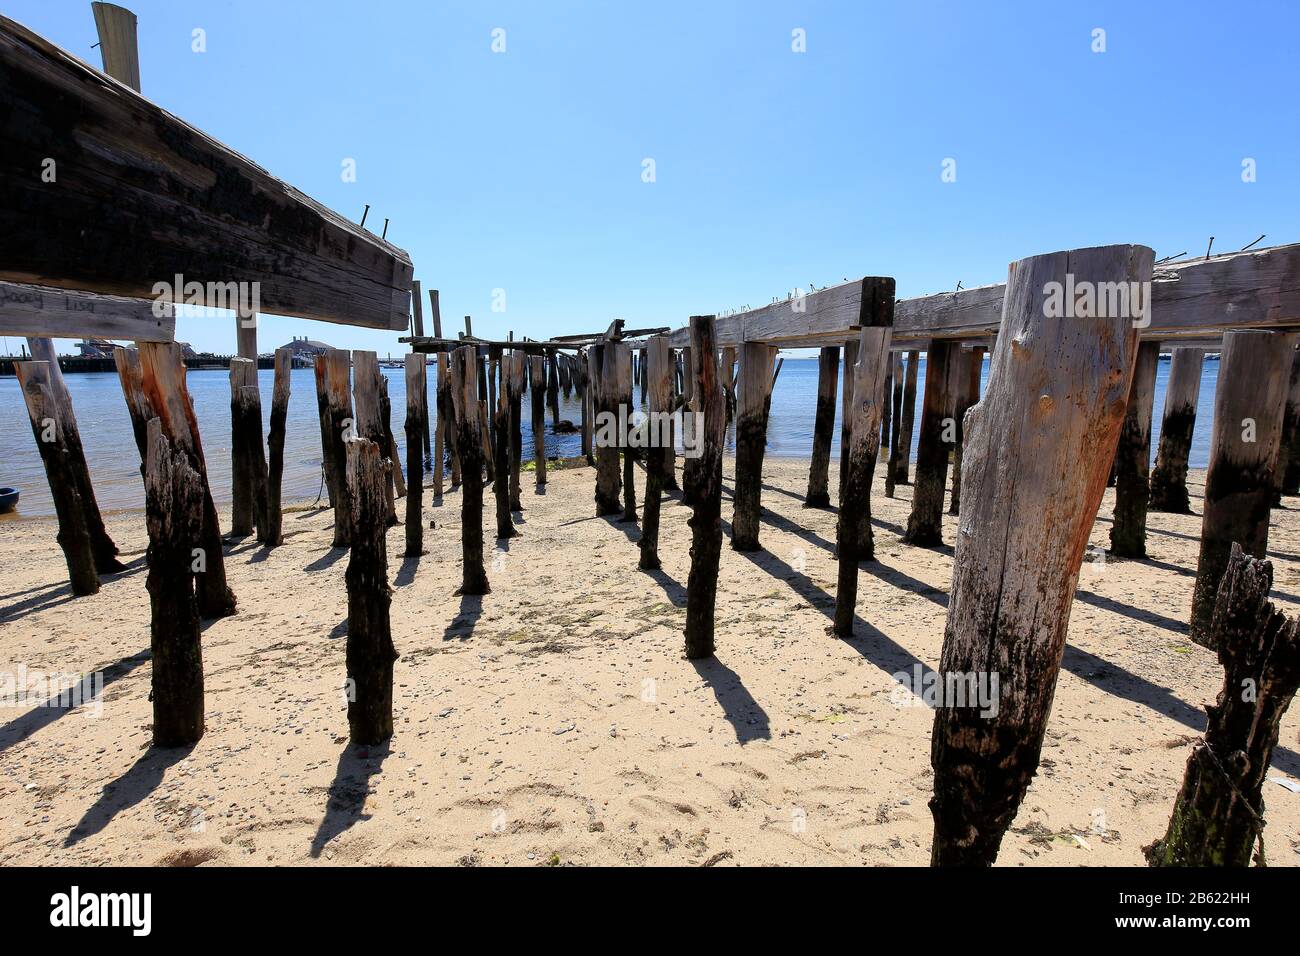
xmin=0 ymin=355 xmax=1220 ymax=519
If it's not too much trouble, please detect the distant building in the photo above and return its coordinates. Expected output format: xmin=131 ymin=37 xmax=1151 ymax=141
xmin=281 ymin=335 xmax=334 ymax=359
xmin=76 ymin=338 xmax=115 ymax=359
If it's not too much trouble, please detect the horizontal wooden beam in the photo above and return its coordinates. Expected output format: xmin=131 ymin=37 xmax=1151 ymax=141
xmin=401 ymin=336 xmax=584 ymax=355
xmin=670 ymin=242 xmax=1300 ymax=349
xmin=0 ymin=280 xmax=174 ymax=341
xmin=0 ymin=15 xmax=413 ymax=331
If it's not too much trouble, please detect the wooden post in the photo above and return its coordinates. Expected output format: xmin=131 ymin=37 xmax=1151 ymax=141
xmin=229 ymin=358 xmax=270 ymax=541
xmin=546 ymin=350 xmax=561 ymax=426
xmin=805 ymin=346 xmax=840 ymax=508
xmin=138 ymin=342 xmax=236 ymax=619
xmin=344 ymin=438 xmax=397 ymax=745
xmin=903 ymin=340 xmax=959 ymax=546
xmin=616 ymin=343 xmax=638 ymax=523
xmin=14 ymin=361 xmax=99 ymax=595
xmin=578 ymin=350 xmax=594 ymax=466
xmin=1189 ymin=329 xmax=1296 ymax=647
xmin=929 ymin=244 xmax=1151 ymax=867
xmin=143 ymin=417 xmax=205 ymax=747
xmin=451 ymin=346 xmax=490 ymax=595
xmin=429 ymin=289 xmax=447 ymax=496
xmin=838 ymin=339 xmax=859 ymax=496
xmin=1277 ymin=347 xmax=1300 ymax=497
xmin=560 ymin=352 xmax=573 ymax=398
xmin=592 ymin=344 xmax=621 ymax=514
xmin=489 ymin=346 xmax=517 ymax=539
xmin=113 ymin=345 xmax=155 ymax=475
xmin=528 ymin=354 xmax=547 ymax=488
xmin=948 ymin=347 xmax=985 ymax=515
xmin=884 ymin=352 xmax=905 ymax=498
xmin=353 ymin=351 xmax=398 ymax=527
xmin=506 ymin=352 xmax=525 ymax=510
xmin=1146 ymin=544 xmax=1300 ymax=867
xmin=382 ymin=377 xmax=406 ymax=499
xmin=731 ymin=342 xmax=776 ymax=550
xmin=721 ymin=345 xmax=738 ymax=423
xmin=404 ymin=355 xmax=427 ymax=558
xmin=320 ymin=349 xmax=355 ymax=548
xmin=265 ymin=347 xmax=291 ymax=546
xmin=894 ymin=350 xmax=920 ymax=486
xmin=1149 ymin=348 xmax=1206 ymax=513
xmin=411 ymin=281 xmax=433 ymax=468
xmin=832 ymin=282 xmax=895 ymax=636
xmin=24 ymin=338 xmax=124 ymax=572
xmin=683 ymin=317 xmax=726 ymax=660
xmin=639 ymin=335 xmax=672 ymax=571
xmin=662 ymin=350 xmax=680 ymax=492
xmin=312 ymin=354 xmax=336 ymax=509
xmin=1110 ymin=340 xmax=1161 ymax=557
xmin=879 ymin=356 xmax=893 ymax=462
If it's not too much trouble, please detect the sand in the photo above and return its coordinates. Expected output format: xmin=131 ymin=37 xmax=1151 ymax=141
xmin=2 ymin=457 xmax=1299 ymax=866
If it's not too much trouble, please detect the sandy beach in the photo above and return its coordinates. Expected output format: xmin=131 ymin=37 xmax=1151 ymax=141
xmin=2 ymin=456 xmax=1299 ymax=866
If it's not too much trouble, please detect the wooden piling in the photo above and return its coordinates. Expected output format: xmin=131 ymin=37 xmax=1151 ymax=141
xmin=884 ymin=352 xmax=905 ymax=498
xmin=592 ymin=344 xmax=621 ymax=515
xmin=404 ymin=355 xmax=427 ymax=558
xmin=617 ymin=343 xmax=638 ymax=523
xmin=113 ymin=345 xmax=155 ymax=475
xmin=948 ymin=346 xmax=985 ymax=515
xmin=1189 ymin=329 xmax=1296 ymax=647
xmin=832 ymin=281 xmax=895 ymax=636
xmin=344 ymin=438 xmax=397 ymax=745
xmin=1278 ymin=347 xmax=1300 ymax=497
xmin=1148 ymin=347 xmax=1206 ymax=513
xmin=313 ymin=354 xmax=336 ymax=509
xmin=143 ymin=417 xmax=205 ymax=747
xmin=320 ymin=349 xmax=355 ymax=548
xmin=683 ymin=317 xmax=726 ymax=660
xmin=1110 ymin=340 xmax=1161 ymax=557
xmin=929 ymin=244 xmax=1151 ymax=867
xmin=430 ymin=289 xmax=448 ymax=496
xmin=411 ymin=281 xmax=433 ymax=469
xmin=1146 ymin=544 xmax=1300 ymax=867
xmin=14 ymin=361 xmax=99 ymax=595
xmin=546 ymin=350 xmax=561 ymax=426
xmin=639 ymin=335 xmax=672 ymax=571
xmin=721 ymin=345 xmax=738 ymax=423
xmin=353 ymin=351 xmax=398 ymax=527
xmin=528 ymin=354 xmax=547 ymax=488
xmin=577 ymin=350 xmax=594 ymax=466
xmin=805 ymin=346 xmax=840 ymax=509
xmin=895 ymin=350 xmax=920 ymax=486
xmin=265 ymin=347 xmax=292 ymax=546
xmin=489 ymin=346 xmax=517 ymax=540
xmin=506 ymin=351 xmax=525 ymax=510
xmin=229 ymin=358 xmax=270 ymax=542
xmin=903 ymin=340 xmax=959 ymax=546
xmin=838 ymin=339 xmax=858 ymax=497
xmin=138 ymin=342 xmax=236 ymax=618
xmin=451 ymin=346 xmax=490 ymax=595
xmin=25 ymin=337 xmax=123 ymax=572
xmin=731 ymin=342 xmax=776 ymax=550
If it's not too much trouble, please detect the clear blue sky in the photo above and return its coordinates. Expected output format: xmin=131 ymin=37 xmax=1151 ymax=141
xmin=6 ymin=0 xmax=1297 ymax=356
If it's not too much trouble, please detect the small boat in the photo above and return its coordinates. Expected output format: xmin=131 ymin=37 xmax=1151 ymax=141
xmin=0 ymin=487 xmax=18 ymax=514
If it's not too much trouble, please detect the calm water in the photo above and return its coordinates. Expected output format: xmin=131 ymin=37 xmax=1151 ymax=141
xmin=0 ymin=355 xmax=1219 ymax=519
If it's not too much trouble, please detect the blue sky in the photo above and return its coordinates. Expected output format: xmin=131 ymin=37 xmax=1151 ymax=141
xmin=6 ymin=0 xmax=1296 ymax=356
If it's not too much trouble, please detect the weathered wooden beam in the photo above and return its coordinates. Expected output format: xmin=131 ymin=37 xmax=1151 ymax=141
xmin=667 ymin=243 xmax=1300 ymax=348
xmin=528 ymin=354 xmax=547 ymax=489
xmin=805 ymin=346 xmax=839 ymax=508
xmin=1149 ymin=348 xmax=1206 ymax=513
xmin=318 ymin=350 xmax=354 ymax=547
xmin=616 ymin=343 xmax=637 ymax=523
xmin=411 ymin=281 xmax=432 ymax=468
xmin=683 ymin=317 xmax=725 ymax=660
xmin=903 ymin=340 xmax=960 ymax=547
xmin=837 ymin=338 xmax=858 ymax=501
xmin=1190 ymin=329 xmax=1296 ymax=646
xmin=404 ymin=354 xmax=427 ymax=558
xmin=948 ymin=346 xmax=985 ymax=515
xmin=895 ymin=350 xmax=919 ymax=486
xmin=506 ymin=351 xmax=525 ymax=510
xmin=113 ymin=345 xmax=154 ymax=472
xmin=1110 ymin=341 xmax=1161 ymax=557
xmin=833 ymin=281 xmax=894 ymax=636
xmin=0 ymin=281 xmax=175 ymax=341
xmin=930 ymin=244 xmax=1151 ymax=867
xmin=0 ymin=15 xmax=412 ymax=330
xmin=353 ymin=351 xmax=397 ymax=526
xmin=488 ymin=346 xmax=516 ymax=541
xmin=228 ymin=358 xmax=268 ymax=540
xmin=591 ymin=345 xmax=620 ymax=514
xmin=884 ymin=352 xmax=905 ymax=498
